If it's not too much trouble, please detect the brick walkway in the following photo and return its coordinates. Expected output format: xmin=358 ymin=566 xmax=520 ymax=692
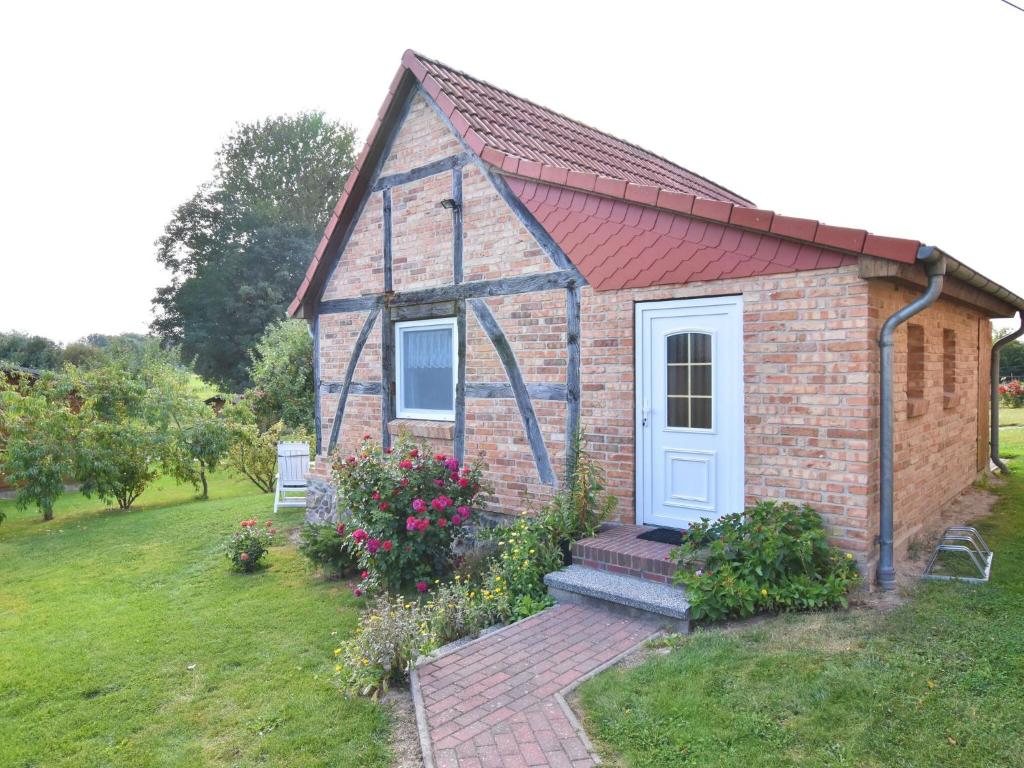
xmin=412 ymin=603 xmax=660 ymax=767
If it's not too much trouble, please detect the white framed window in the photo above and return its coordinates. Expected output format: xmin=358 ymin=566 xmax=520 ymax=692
xmin=395 ymin=316 xmax=457 ymax=421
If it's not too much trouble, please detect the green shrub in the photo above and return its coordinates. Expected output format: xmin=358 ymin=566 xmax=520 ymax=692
xmin=480 ymin=514 xmax=562 ymax=621
xmin=224 ymin=518 xmax=276 ymax=572
xmin=540 ymin=428 xmax=617 ymax=544
xmin=334 ymin=595 xmax=431 ymax=698
xmin=298 ymin=521 xmax=358 ymax=578
xmin=671 ymin=500 xmax=860 ymax=621
xmin=424 ymin=576 xmax=501 ymax=645
xmin=332 ymin=436 xmax=489 ymax=593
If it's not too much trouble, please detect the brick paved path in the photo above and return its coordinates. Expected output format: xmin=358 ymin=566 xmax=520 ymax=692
xmin=412 ymin=603 xmax=660 ymax=767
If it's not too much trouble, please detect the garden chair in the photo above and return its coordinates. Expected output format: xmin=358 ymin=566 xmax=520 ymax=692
xmin=273 ymin=441 xmax=310 ymax=514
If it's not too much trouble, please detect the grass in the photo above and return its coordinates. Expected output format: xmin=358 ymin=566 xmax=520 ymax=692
xmin=0 ymin=473 xmax=388 ymax=768
xmin=1000 ymin=405 xmax=1023 ymax=427
xmin=578 ymin=415 xmax=1024 ymax=768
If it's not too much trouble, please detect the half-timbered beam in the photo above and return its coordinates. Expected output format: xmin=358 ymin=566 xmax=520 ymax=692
xmin=565 ymin=284 xmax=581 ymax=480
xmin=312 ymin=316 xmax=322 ymax=454
xmin=371 ymin=152 xmax=471 ymax=192
xmin=321 ymin=381 xmax=568 ymax=400
xmin=381 ymin=189 xmax=395 ymax=449
xmin=327 ymin=305 xmax=381 ymax=453
xmin=452 ymin=166 xmax=467 ymax=463
xmin=319 ymin=271 xmax=579 ymax=316
xmin=469 ymin=299 xmax=557 ymax=486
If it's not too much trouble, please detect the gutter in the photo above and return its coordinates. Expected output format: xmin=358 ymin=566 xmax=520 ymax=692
xmin=991 ymin=312 xmax=1024 ymax=473
xmin=877 ymin=245 xmax=947 ymax=591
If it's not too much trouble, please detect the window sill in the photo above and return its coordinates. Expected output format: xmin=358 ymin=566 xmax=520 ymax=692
xmin=388 ymin=418 xmax=454 ymax=441
xmin=907 ymin=398 xmax=928 ymax=419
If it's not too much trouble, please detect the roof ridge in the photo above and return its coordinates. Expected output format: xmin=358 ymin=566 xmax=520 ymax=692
xmin=407 ymin=50 xmax=755 ymax=207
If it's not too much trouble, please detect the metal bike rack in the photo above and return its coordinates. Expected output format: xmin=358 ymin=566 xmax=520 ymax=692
xmin=922 ymin=526 xmax=993 ymax=584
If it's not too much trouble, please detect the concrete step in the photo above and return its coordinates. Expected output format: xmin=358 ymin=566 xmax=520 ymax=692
xmin=544 ymin=564 xmax=690 ymax=634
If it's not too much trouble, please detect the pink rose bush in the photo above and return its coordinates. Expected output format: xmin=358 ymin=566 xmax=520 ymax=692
xmin=999 ymin=379 xmax=1023 ymax=408
xmin=333 ymin=436 xmax=490 ymax=592
xmin=224 ymin=518 xmax=275 ymax=572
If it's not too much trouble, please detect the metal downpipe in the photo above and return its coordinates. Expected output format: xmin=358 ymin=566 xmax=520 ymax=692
xmin=991 ymin=312 xmax=1024 ymax=473
xmin=877 ymin=246 xmax=947 ymax=590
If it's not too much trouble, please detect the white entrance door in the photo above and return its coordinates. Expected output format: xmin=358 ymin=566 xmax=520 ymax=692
xmin=636 ymin=296 xmax=744 ymax=528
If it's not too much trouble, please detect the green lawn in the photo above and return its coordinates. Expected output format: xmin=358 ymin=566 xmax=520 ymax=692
xmin=0 ymin=474 xmax=388 ymax=768
xmin=579 ymin=420 xmax=1024 ymax=768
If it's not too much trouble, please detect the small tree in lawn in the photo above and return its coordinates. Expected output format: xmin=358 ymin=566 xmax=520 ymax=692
xmin=75 ymin=420 xmax=160 ymax=510
xmin=166 ymin=415 xmax=231 ymax=499
xmin=0 ymin=376 xmax=77 ymax=521
xmin=223 ymin=402 xmax=310 ymax=493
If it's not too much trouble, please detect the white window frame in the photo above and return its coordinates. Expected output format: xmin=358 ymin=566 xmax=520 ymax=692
xmin=395 ymin=316 xmax=458 ymax=421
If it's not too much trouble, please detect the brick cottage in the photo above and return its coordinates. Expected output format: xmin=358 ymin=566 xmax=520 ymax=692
xmin=289 ymin=51 xmax=1024 ymax=587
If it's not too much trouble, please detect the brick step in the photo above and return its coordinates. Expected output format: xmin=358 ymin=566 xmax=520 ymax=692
xmin=544 ymin=565 xmax=690 ymax=634
xmin=572 ymin=524 xmax=681 ymax=584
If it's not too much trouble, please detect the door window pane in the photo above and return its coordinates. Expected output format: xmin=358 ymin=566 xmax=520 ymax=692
xmin=666 ymin=332 xmax=712 ymax=429
xmin=398 ymin=320 xmax=455 ymax=417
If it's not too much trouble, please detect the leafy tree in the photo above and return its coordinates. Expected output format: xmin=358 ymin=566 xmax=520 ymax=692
xmin=74 ymin=420 xmax=160 ymax=511
xmin=0 ymin=331 xmax=63 ymax=370
xmin=151 ymin=113 xmax=357 ymax=391
xmin=223 ymin=402 xmax=310 ymax=493
xmin=996 ymin=331 xmax=1024 ymax=380
xmin=61 ymin=342 xmax=103 ymax=369
xmin=0 ymin=374 xmax=78 ymax=521
xmin=248 ymin=319 xmax=314 ymax=431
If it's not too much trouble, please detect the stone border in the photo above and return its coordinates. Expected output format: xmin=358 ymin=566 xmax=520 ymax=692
xmin=409 ymin=605 xmax=662 ymax=768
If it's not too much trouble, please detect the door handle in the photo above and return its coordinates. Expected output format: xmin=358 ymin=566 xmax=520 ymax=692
xmin=642 ymin=399 xmax=651 ymax=428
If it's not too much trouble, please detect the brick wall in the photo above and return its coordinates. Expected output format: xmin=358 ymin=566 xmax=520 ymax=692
xmin=578 ymin=265 xmax=876 ymax=559
xmin=867 ymin=282 xmax=991 ymax=566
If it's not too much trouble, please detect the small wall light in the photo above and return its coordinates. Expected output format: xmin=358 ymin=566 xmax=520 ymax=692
xmin=438 ymin=198 xmax=460 ymax=211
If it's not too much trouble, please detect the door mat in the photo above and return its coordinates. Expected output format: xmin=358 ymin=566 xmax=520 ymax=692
xmin=636 ymin=527 xmax=683 ymax=546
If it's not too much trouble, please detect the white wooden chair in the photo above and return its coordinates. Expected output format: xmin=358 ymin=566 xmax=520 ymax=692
xmin=273 ymin=441 xmax=310 ymax=514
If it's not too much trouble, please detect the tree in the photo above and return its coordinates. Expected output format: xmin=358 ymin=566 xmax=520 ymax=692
xmin=248 ymin=319 xmax=314 ymax=431
xmin=0 ymin=331 xmax=63 ymax=370
xmin=75 ymin=420 xmax=160 ymax=510
xmin=0 ymin=374 xmax=78 ymax=521
xmin=151 ymin=113 xmax=357 ymax=391
xmin=223 ymin=402 xmax=310 ymax=493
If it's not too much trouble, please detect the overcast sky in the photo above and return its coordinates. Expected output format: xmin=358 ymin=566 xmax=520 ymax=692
xmin=2 ymin=0 xmax=1022 ymax=343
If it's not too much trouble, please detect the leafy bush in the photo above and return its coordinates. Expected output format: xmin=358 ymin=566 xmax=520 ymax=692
xmin=334 ymin=595 xmax=431 ymax=698
xmin=671 ymin=500 xmax=860 ymax=621
xmin=0 ymin=375 xmax=78 ymax=521
xmin=999 ymin=380 xmax=1023 ymax=408
xmin=423 ymin=576 xmax=501 ymax=646
xmin=298 ymin=521 xmax=358 ymax=578
xmin=247 ymin=319 xmax=314 ymax=432
xmin=224 ymin=406 xmax=310 ymax=493
xmin=225 ymin=518 xmax=276 ymax=572
xmin=333 ymin=436 xmax=489 ymax=593
xmin=539 ymin=427 xmax=617 ymax=545
xmin=480 ymin=514 xmax=562 ymax=621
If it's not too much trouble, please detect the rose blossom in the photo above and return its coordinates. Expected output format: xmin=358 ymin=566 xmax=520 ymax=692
xmin=352 ymin=528 xmax=368 ymax=542
xmin=371 ymin=491 xmax=380 ymax=500
xmin=445 ymin=458 xmax=459 ymax=471
xmin=400 ymin=478 xmax=410 ymax=487
xmin=240 ymin=552 xmax=250 ymax=561
xmin=409 ymin=449 xmax=419 ymax=458
xmin=360 ymin=570 xmax=369 ymax=580
xmin=382 ymin=540 xmax=393 ymax=552
xmin=416 ymin=581 xmax=428 ymax=593
xmin=378 ymin=502 xmax=390 ymax=511
xmin=458 ymin=477 xmax=469 ymax=488
xmin=433 ymin=478 xmax=444 ymax=487
xmin=456 ymin=505 xmax=470 ymax=518
xmin=354 ymin=587 xmax=363 ymax=597
xmin=336 ymin=523 xmax=346 ymax=536
xmin=434 ymin=453 xmax=446 ymax=462
xmin=366 ymin=539 xmax=381 ymax=554
xmin=406 ymin=516 xmax=418 ymax=532
xmin=412 ymin=498 xmax=427 ymax=513
xmin=437 ymin=517 xmax=448 ymax=528
xmin=399 ymin=459 xmax=413 ymax=470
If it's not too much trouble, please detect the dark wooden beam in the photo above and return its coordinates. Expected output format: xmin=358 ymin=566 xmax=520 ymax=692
xmin=312 ymin=316 xmax=322 ymax=454
xmin=389 ymin=301 xmax=457 ymax=322
xmin=319 ymin=272 xmax=579 ymax=316
xmin=469 ymin=298 xmax=556 ymax=486
xmin=319 ymin=295 xmax=382 ymax=314
xmin=320 ymin=381 xmax=382 ymax=395
xmin=371 ymin=152 xmax=471 ymax=192
xmin=382 ymin=188 xmax=393 ymax=293
xmin=467 ymin=382 xmax=567 ymax=401
xmin=452 ymin=166 xmax=466 ymax=463
xmin=565 ymin=284 xmax=581 ymax=481
xmin=327 ymin=306 xmax=381 ymax=453
xmin=321 ymin=381 xmax=567 ymax=401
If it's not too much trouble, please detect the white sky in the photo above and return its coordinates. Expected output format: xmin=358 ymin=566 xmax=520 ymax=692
xmin=1 ymin=0 xmax=1022 ymax=343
